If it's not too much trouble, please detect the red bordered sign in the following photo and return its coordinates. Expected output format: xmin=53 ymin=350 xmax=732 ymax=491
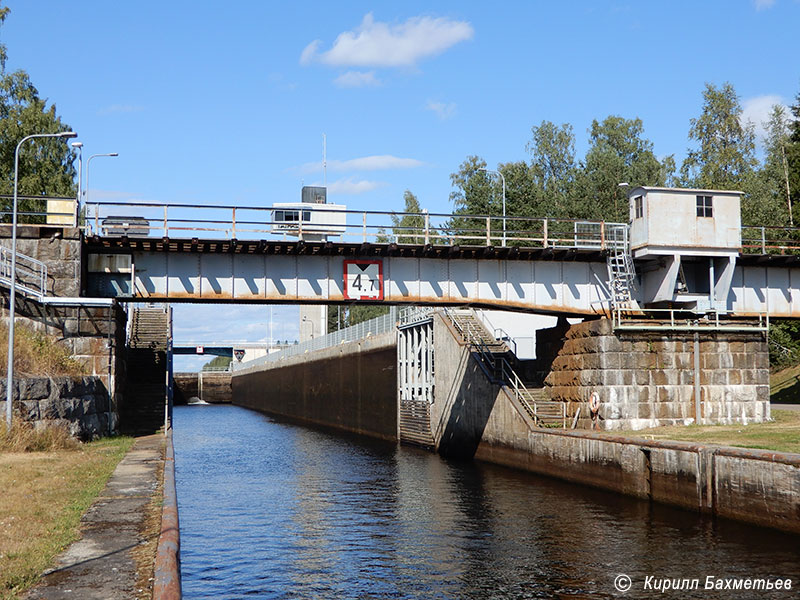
xmin=343 ymin=259 xmax=384 ymax=300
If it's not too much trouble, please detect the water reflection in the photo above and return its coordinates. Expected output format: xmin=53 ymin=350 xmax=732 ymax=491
xmin=174 ymin=404 xmax=799 ymax=599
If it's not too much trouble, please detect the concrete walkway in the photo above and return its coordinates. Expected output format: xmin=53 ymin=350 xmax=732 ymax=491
xmin=26 ymin=435 xmax=165 ymax=600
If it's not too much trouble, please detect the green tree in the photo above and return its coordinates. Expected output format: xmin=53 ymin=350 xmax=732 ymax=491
xmin=327 ymin=304 xmax=389 ymax=332
xmin=447 ymin=155 xmax=494 ymax=244
xmin=202 ymin=355 xmax=232 ymax=371
xmin=0 ymin=4 xmax=76 ymax=219
xmin=786 ymin=87 xmax=800 ymax=219
xmin=750 ymin=104 xmax=794 ymax=227
xmin=525 ymin=120 xmax=577 ymax=218
xmin=390 ymin=190 xmax=427 ymax=244
xmin=575 ymin=116 xmax=673 ymax=222
xmin=679 ymin=82 xmax=758 ymax=191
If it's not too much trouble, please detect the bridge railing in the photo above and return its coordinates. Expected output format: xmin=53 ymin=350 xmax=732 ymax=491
xmin=81 ymin=200 xmax=628 ymax=250
xmin=741 ymin=226 xmax=800 ymax=254
xmin=0 ymin=195 xmax=78 ymax=227
xmin=612 ymin=307 xmax=770 ymax=331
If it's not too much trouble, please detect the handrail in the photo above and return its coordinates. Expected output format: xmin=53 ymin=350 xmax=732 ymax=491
xmin=611 ymin=306 xmax=770 ymax=331
xmin=73 ymin=200 xmax=627 ymax=250
xmin=0 ymin=246 xmax=48 ymax=300
xmin=443 ymin=307 xmax=566 ymax=428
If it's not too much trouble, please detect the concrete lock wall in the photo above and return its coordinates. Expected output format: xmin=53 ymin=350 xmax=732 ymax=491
xmin=173 ymin=372 xmax=232 ymax=404
xmin=429 ymin=312 xmax=800 ymax=534
xmin=232 ymin=331 xmax=397 ymax=441
xmin=542 ymin=318 xmax=770 ymax=430
xmin=472 ymin=422 xmax=800 ymax=534
xmin=0 ymin=376 xmax=116 ymax=440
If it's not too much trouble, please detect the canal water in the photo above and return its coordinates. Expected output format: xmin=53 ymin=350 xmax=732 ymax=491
xmin=174 ymin=404 xmax=799 ymax=599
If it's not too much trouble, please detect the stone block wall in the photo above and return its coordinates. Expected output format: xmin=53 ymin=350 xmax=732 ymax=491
xmin=0 ymin=376 xmax=115 ymax=440
xmin=544 ymin=318 xmax=770 ymax=430
xmin=0 ymin=226 xmax=128 ymax=424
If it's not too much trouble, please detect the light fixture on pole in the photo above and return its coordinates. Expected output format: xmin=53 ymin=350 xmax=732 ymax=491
xmin=71 ymin=142 xmax=83 ymax=227
xmin=479 ymin=167 xmax=507 ymax=246
xmin=302 ymin=315 xmax=314 ymax=339
xmin=85 ymin=152 xmax=119 ymax=207
xmin=6 ymin=131 xmax=77 ymax=429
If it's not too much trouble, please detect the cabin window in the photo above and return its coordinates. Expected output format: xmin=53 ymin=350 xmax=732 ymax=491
xmin=634 ymin=195 xmax=643 ymax=219
xmin=696 ymin=195 xmax=713 ymax=218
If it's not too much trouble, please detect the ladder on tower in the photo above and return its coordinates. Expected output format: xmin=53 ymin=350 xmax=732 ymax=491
xmin=606 ymin=224 xmax=636 ymax=311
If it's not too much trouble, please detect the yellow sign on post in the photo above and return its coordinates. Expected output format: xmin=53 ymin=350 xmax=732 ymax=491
xmin=46 ymin=199 xmax=76 ymax=225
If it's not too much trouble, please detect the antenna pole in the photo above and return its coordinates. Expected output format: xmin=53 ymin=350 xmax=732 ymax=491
xmin=323 ymin=133 xmax=327 ymax=188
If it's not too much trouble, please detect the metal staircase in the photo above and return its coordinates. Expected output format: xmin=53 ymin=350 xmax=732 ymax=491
xmin=606 ymin=224 xmax=636 ymax=311
xmin=0 ymin=246 xmax=48 ymax=301
xmin=122 ymin=306 xmax=169 ymax=434
xmin=444 ymin=308 xmax=567 ymax=428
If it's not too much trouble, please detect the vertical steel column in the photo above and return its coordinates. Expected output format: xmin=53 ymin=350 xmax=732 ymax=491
xmin=694 ymin=332 xmax=701 ymax=424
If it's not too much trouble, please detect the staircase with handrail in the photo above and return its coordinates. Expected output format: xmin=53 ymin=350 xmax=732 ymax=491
xmin=121 ymin=306 xmax=169 ymax=434
xmin=443 ymin=308 xmax=568 ymax=428
xmin=606 ymin=224 xmax=637 ymax=312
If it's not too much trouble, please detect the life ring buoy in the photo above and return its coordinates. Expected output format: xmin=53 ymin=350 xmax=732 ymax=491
xmin=589 ymin=392 xmax=600 ymax=414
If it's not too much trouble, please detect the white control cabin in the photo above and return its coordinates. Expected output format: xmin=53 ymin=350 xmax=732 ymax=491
xmin=626 ymin=187 xmax=743 ymax=313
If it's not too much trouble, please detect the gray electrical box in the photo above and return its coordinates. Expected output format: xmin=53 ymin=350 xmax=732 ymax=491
xmin=302 ymin=186 xmax=327 ymax=204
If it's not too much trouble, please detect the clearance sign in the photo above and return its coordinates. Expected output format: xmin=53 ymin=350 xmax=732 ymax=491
xmin=343 ymin=260 xmax=383 ymax=301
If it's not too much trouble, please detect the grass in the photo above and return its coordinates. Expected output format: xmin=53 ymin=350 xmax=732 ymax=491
xmin=0 ymin=322 xmax=85 ymax=378
xmin=0 ymin=434 xmax=134 ymax=599
xmin=613 ymin=409 xmax=800 ymax=454
xmin=770 ymin=364 xmax=800 ymax=405
xmin=0 ymin=419 xmax=78 ymax=452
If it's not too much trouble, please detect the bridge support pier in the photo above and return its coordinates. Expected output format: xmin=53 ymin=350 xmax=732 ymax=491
xmin=542 ymin=318 xmax=770 ymax=430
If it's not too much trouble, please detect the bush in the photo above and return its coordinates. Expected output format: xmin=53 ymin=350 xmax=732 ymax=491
xmin=0 ymin=322 xmax=84 ymax=377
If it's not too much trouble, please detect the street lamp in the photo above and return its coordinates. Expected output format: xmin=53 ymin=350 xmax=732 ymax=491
xmin=71 ymin=142 xmax=83 ymax=227
xmin=302 ymin=315 xmax=315 ymax=339
xmin=85 ymin=152 xmax=119 ymax=206
xmin=6 ymin=131 xmax=77 ymax=429
xmin=479 ymin=168 xmax=507 ymax=246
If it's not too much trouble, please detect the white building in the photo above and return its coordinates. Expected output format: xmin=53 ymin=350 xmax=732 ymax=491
xmin=628 ymin=186 xmax=742 ymax=313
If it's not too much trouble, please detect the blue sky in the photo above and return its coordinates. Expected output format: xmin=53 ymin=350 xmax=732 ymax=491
xmin=2 ymin=1 xmax=798 ymax=369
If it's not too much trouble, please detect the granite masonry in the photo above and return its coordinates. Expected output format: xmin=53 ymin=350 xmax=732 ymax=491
xmin=0 ymin=225 xmax=128 ymax=427
xmin=0 ymin=376 xmax=115 ymax=440
xmin=542 ymin=318 xmax=770 ymax=430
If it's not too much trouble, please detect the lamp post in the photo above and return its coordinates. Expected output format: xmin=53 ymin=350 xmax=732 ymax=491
xmin=71 ymin=142 xmax=83 ymax=227
xmin=6 ymin=131 xmax=77 ymax=429
xmin=85 ymin=152 xmax=119 ymax=207
xmin=479 ymin=168 xmax=507 ymax=246
xmin=302 ymin=315 xmax=315 ymax=339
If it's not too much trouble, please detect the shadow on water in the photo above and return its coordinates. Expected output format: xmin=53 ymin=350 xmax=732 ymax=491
xmin=174 ymin=404 xmax=800 ymax=600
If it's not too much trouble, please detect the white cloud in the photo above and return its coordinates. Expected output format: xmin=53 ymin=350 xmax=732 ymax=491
xmin=334 ymin=70 xmax=381 ymax=88
xmin=325 ymin=177 xmax=385 ymax=195
xmin=741 ymin=94 xmax=787 ymax=141
xmin=292 ymin=154 xmax=425 ymax=175
xmin=300 ymin=39 xmax=322 ymax=65
xmin=97 ymin=104 xmax=144 ymax=116
xmin=300 ymin=13 xmax=474 ymax=68
xmin=425 ymin=100 xmax=457 ymax=120
xmin=754 ymin=0 xmax=775 ymax=10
